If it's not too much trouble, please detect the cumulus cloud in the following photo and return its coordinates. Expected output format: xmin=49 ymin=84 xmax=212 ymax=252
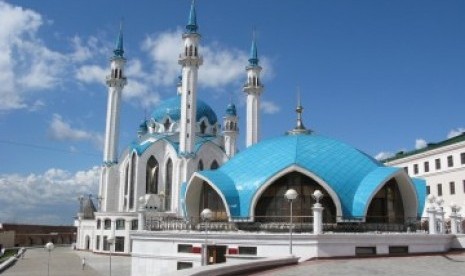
xmin=49 ymin=114 xmax=103 ymax=148
xmin=0 ymin=167 xmax=100 ymax=224
xmin=415 ymin=138 xmax=427 ymax=150
xmin=447 ymin=128 xmax=465 ymax=139
xmin=375 ymin=151 xmax=394 ymax=161
xmin=261 ymin=100 xmax=280 ymax=114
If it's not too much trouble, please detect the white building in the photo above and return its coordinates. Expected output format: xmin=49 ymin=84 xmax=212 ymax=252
xmin=384 ymin=133 xmax=465 ymax=218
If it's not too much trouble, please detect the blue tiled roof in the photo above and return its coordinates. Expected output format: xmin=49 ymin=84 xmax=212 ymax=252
xmin=196 ymin=134 xmax=423 ymax=218
xmin=151 ymin=96 xmax=217 ymax=125
xmin=225 ymin=103 xmax=237 ymax=116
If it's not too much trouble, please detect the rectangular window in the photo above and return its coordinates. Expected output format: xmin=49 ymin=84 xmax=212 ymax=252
xmin=178 ymin=244 xmax=193 ymax=253
xmin=389 ymin=246 xmax=408 ymax=255
xmin=116 ymin=219 xmax=125 ymax=230
xmin=463 ymin=180 xmax=465 ymax=194
xmin=96 ymin=219 xmax=101 ymax=229
xmin=435 ymin=158 xmax=441 ymax=170
xmin=131 ymin=219 xmax=138 ymax=230
xmin=403 ymin=167 xmax=408 ymax=174
xmin=115 ymin=237 xmax=125 ymax=252
xmin=104 ymin=219 xmax=111 ymax=230
xmin=437 ymin=184 xmax=443 ymax=196
xmin=426 ymin=186 xmax=430 ymax=195
xmin=96 ymin=236 xmax=100 ymax=250
xmin=461 ymin=152 xmax=465 ymax=165
xmin=450 ymin=182 xmax=455 ymax=195
xmin=413 ymin=164 xmax=419 ymax=174
xmin=448 ymin=155 xmax=454 ymax=167
xmin=103 ymin=236 xmax=109 ymax=251
xmin=424 ymin=161 xmax=429 ymax=173
xmin=177 ymin=262 xmax=193 ymax=270
xmin=355 ymin=247 xmax=377 ymax=256
xmin=238 ymin=246 xmax=257 ymax=255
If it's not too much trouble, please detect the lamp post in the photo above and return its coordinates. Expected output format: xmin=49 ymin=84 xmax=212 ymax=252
xmin=44 ymin=242 xmax=54 ymax=276
xmin=107 ymin=235 xmax=115 ymax=276
xmin=284 ymin=189 xmax=298 ymax=255
xmin=200 ymin=208 xmax=213 ymax=266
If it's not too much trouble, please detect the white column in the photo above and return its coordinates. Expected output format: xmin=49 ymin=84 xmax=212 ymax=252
xmin=138 ymin=209 xmax=146 ymax=231
xmin=437 ymin=207 xmax=445 ymax=234
xmin=124 ymin=219 xmax=131 ymax=253
xmin=450 ymin=213 xmax=459 ymax=234
xmin=312 ymin=203 xmax=324 ymax=235
xmin=427 ymin=207 xmax=437 ymax=234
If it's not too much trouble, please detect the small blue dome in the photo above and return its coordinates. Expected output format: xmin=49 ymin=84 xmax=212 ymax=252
xmin=151 ymin=96 xmax=217 ymax=125
xmin=225 ymin=103 xmax=237 ymax=116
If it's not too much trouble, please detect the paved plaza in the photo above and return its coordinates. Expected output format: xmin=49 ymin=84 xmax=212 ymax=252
xmin=2 ymin=247 xmax=465 ymax=276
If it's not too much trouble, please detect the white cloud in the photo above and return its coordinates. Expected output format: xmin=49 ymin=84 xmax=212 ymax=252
xmin=49 ymin=114 xmax=103 ymax=148
xmin=261 ymin=100 xmax=280 ymax=114
xmin=0 ymin=167 xmax=100 ymax=224
xmin=415 ymin=138 xmax=427 ymax=150
xmin=447 ymin=128 xmax=465 ymax=139
xmin=375 ymin=151 xmax=394 ymax=161
xmin=76 ymin=64 xmax=107 ymax=85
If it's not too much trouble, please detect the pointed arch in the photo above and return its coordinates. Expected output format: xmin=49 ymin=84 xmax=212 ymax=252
xmin=165 ymin=158 xmax=173 ymax=211
xmin=146 ymin=156 xmax=159 ymax=194
xmin=129 ymin=153 xmax=137 ymax=209
xmin=198 ymin=159 xmax=204 ymax=171
xmin=200 ymin=120 xmax=207 ymax=134
xmin=210 ymin=160 xmax=219 ymax=170
xmin=124 ymin=162 xmax=129 ymax=209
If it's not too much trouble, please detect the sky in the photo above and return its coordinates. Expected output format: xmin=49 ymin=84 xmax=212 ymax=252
xmin=0 ymin=0 xmax=464 ymax=225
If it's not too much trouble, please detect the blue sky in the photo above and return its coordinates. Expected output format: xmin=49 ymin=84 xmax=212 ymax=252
xmin=0 ymin=0 xmax=464 ymax=225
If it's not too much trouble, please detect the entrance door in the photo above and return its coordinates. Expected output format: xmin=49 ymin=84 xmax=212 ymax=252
xmin=207 ymin=245 xmax=227 ymax=264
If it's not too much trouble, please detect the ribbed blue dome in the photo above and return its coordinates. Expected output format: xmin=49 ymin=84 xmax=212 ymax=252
xmin=151 ymin=96 xmax=217 ymax=125
xmin=225 ymin=103 xmax=237 ymax=116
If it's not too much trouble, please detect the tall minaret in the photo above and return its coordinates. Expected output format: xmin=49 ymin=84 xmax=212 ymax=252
xmin=178 ymin=0 xmax=203 ymax=155
xmin=223 ymin=102 xmax=238 ymax=158
xmin=243 ymin=35 xmax=264 ymax=147
xmin=103 ymin=24 xmax=127 ymax=164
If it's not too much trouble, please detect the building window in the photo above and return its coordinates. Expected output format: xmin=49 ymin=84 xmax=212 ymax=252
xmin=450 ymin=182 xmax=455 ymax=195
xmin=413 ymin=164 xmax=419 ymax=174
xmin=447 ymin=155 xmax=454 ymax=167
xmin=177 ymin=244 xmax=193 ymax=253
xmin=177 ymin=262 xmax=193 ymax=270
xmin=426 ymin=186 xmax=430 ymax=195
xmin=211 ymin=160 xmax=219 ymax=170
xmin=238 ymin=246 xmax=257 ymax=255
xmin=104 ymin=219 xmax=111 ymax=230
xmin=103 ymin=236 xmax=109 ymax=251
xmin=435 ymin=158 xmax=441 ymax=170
xmin=116 ymin=219 xmax=125 ymax=230
xmin=461 ymin=152 xmax=465 ymax=165
xmin=115 ymin=237 xmax=124 ymax=252
xmin=131 ymin=219 xmax=138 ymax=230
xmin=146 ymin=156 xmax=159 ymax=194
xmin=356 ymin=247 xmax=377 ymax=256
xmin=424 ymin=161 xmax=429 ymax=173
xmin=165 ymin=159 xmax=173 ymax=211
xmin=403 ymin=167 xmax=408 ymax=174
xmin=129 ymin=154 xmax=136 ymax=209
xmin=463 ymin=180 xmax=465 ymax=194
xmin=96 ymin=219 xmax=101 ymax=229
xmin=437 ymin=184 xmax=443 ymax=196
xmin=96 ymin=236 xmax=100 ymax=250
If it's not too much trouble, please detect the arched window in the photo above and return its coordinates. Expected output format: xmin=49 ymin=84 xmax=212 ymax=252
xmin=164 ymin=119 xmax=170 ymax=132
xmin=189 ymin=45 xmax=193 ymax=56
xmin=366 ymin=178 xmax=404 ymax=223
xmin=198 ymin=160 xmax=204 ymax=171
xmin=165 ymin=159 xmax=173 ymax=211
xmin=200 ymin=121 xmax=207 ymax=134
xmin=116 ymin=219 xmax=125 ymax=230
xmin=199 ymin=181 xmax=227 ymax=221
xmin=255 ymin=171 xmax=337 ymax=223
xmin=194 ymin=47 xmax=198 ymax=56
xmin=146 ymin=156 xmax=159 ymax=194
xmin=210 ymin=160 xmax=219 ymax=170
xmin=185 ymin=47 xmax=188 ymax=56
xmin=124 ymin=164 xmax=129 ymax=208
xmin=129 ymin=153 xmax=136 ymax=209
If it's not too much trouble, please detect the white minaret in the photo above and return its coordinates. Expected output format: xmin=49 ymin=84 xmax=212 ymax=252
xmin=100 ymin=25 xmax=127 ymax=212
xmin=243 ymin=36 xmax=264 ymax=147
xmin=223 ymin=102 xmax=238 ymax=158
xmin=178 ymin=1 xmax=203 ymax=156
xmin=103 ymin=26 xmax=127 ymax=164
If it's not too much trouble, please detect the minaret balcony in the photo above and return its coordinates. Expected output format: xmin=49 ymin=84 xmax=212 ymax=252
xmin=106 ymin=76 xmax=127 ymax=87
xmin=178 ymin=54 xmax=203 ymax=66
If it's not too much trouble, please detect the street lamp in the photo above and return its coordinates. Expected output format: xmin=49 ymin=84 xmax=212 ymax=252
xmin=284 ymin=189 xmax=298 ymax=255
xmin=44 ymin=242 xmax=54 ymax=276
xmin=107 ymin=235 xmax=115 ymax=276
xmin=200 ymin=208 xmax=213 ymax=266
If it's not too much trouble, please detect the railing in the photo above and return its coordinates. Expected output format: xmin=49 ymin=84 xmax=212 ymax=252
xmin=143 ymin=216 xmax=430 ymax=233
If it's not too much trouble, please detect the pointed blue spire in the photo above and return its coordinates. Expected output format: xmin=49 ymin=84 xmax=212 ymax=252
xmin=113 ymin=21 xmax=124 ymax=57
xmin=248 ymin=33 xmax=259 ymax=66
xmin=186 ymin=0 xmax=198 ymax=33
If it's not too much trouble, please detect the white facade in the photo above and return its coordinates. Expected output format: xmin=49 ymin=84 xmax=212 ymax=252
xmin=385 ymin=134 xmax=465 ymax=218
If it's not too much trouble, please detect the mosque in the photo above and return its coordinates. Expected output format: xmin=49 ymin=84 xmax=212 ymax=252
xmin=75 ymin=2 xmax=464 ymax=275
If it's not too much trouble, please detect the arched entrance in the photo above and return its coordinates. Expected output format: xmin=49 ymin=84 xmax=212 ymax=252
xmin=366 ymin=178 xmax=404 ymax=223
xmin=199 ymin=181 xmax=227 ymax=221
xmin=255 ymin=171 xmax=337 ymax=223
xmin=85 ymin=235 xmax=90 ymax=250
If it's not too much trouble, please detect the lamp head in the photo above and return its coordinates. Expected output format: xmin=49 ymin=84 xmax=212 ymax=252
xmin=427 ymin=194 xmax=435 ymax=204
xmin=312 ymin=190 xmax=324 ymax=203
xmin=201 ymin=208 xmax=213 ymax=221
xmin=45 ymin=242 xmax=54 ymax=252
xmin=284 ymin=189 xmax=298 ymax=201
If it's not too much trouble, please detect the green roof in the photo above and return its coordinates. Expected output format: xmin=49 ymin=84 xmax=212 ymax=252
xmin=383 ymin=132 xmax=465 ymax=162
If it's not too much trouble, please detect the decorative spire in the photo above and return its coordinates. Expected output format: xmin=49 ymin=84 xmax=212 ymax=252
xmin=113 ymin=20 xmax=124 ymax=57
xmin=248 ymin=31 xmax=259 ymax=66
xmin=186 ymin=0 xmax=198 ymax=33
xmin=287 ymin=87 xmax=311 ymax=135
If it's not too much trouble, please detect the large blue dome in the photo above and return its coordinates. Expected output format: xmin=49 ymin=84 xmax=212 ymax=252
xmin=151 ymin=96 xmax=217 ymax=124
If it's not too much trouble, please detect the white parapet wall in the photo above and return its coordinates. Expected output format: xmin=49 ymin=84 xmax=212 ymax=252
xmin=131 ymin=231 xmax=460 ymax=275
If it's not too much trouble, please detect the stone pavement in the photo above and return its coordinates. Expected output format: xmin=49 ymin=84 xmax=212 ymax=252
xmin=3 ymin=246 xmax=131 ymax=276
xmin=251 ymin=252 xmax=465 ymax=276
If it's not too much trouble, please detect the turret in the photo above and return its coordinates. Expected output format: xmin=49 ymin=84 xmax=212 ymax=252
xmin=223 ymin=102 xmax=238 ymax=158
